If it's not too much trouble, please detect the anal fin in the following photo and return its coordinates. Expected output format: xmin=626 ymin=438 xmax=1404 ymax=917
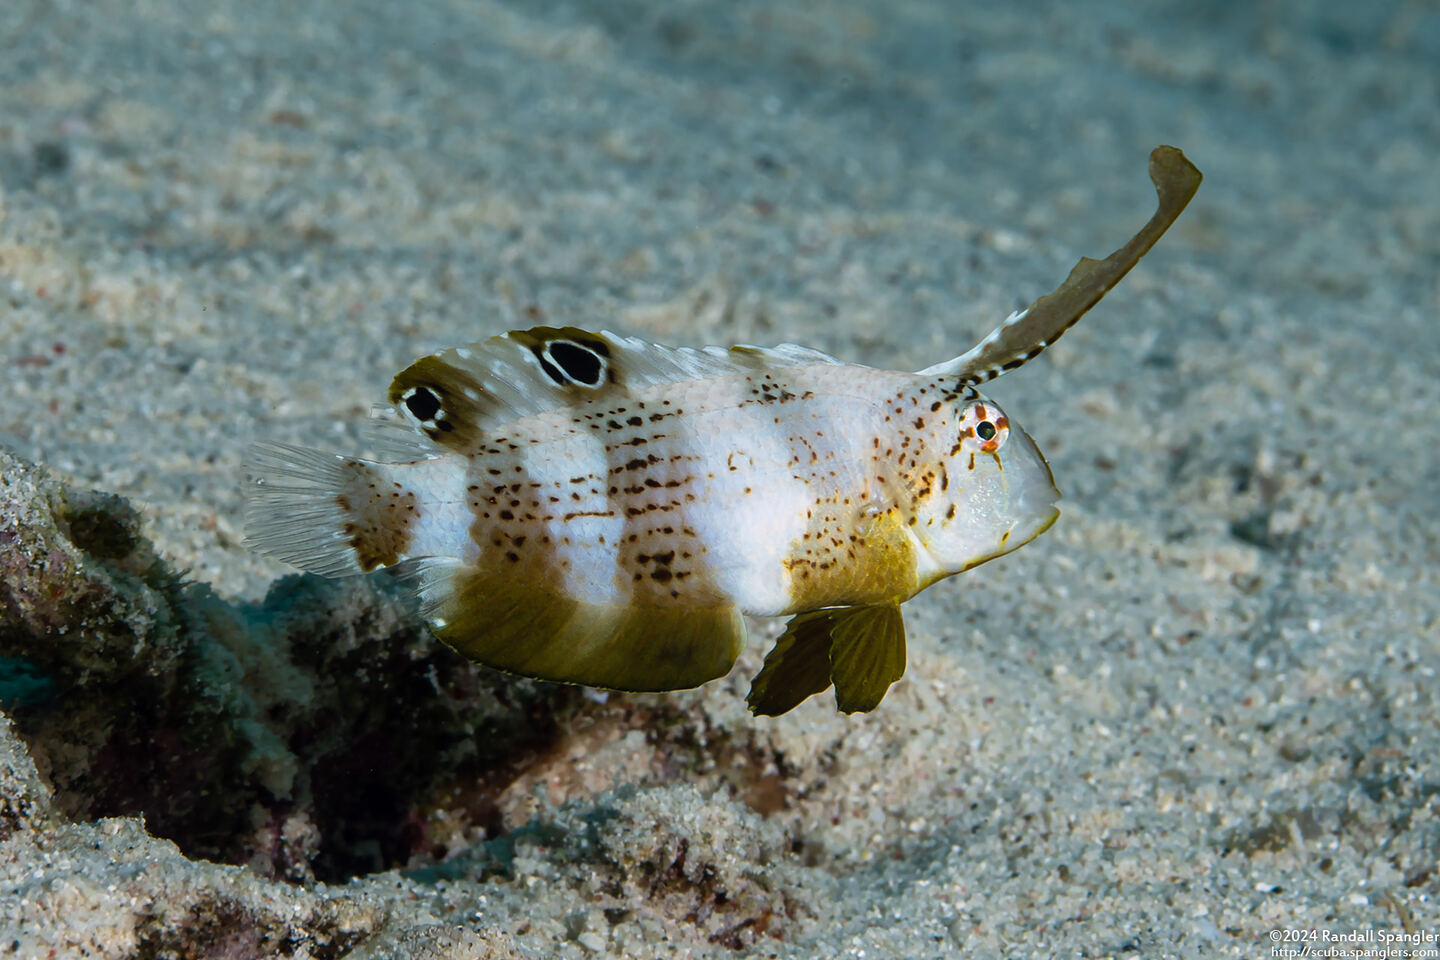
xmin=747 ymin=603 xmax=908 ymax=716
xmin=416 ymin=564 xmax=746 ymax=692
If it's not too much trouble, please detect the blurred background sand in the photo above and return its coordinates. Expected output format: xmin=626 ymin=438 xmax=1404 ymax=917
xmin=2 ymin=1 xmax=1437 ymax=956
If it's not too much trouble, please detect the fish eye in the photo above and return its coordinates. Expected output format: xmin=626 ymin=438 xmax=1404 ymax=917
xmin=960 ymin=401 xmax=1009 ymax=454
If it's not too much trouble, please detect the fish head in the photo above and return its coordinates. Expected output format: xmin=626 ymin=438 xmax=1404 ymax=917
xmin=913 ymin=389 xmax=1060 ymax=581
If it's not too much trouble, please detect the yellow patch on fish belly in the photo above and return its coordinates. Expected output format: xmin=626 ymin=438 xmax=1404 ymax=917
xmin=782 ymin=504 xmax=919 ymax=611
xmin=429 ymin=565 xmax=746 ymax=692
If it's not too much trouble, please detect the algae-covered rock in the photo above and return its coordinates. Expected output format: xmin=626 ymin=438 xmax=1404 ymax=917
xmin=0 ymin=445 xmax=571 ymax=881
xmin=0 ymin=446 xmax=185 ymax=680
xmin=0 ymin=709 xmax=52 ymax=841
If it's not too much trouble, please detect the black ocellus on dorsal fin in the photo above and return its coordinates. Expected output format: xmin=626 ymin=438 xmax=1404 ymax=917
xmin=385 ymin=325 xmax=846 ymax=455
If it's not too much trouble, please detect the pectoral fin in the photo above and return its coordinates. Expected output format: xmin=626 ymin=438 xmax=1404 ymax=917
xmin=746 ymin=611 xmax=836 ymax=717
xmin=827 ymin=603 xmax=907 ymax=714
xmin=747 ymin=603 xmax=908 ymax=716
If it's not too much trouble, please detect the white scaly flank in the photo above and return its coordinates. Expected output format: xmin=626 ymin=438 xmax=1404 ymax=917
xmin=457 ymin=361 xmax=918 ymax=616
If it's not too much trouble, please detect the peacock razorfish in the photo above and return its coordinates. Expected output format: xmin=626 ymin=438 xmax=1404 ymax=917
xmin=244 ymin=146 xmax=1202 ymax=716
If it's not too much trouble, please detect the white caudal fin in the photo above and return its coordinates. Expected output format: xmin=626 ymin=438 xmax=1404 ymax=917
xmin=242 ymin=441 xmax=368 ymax=577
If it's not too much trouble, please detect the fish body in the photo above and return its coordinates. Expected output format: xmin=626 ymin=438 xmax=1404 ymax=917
xmin=246 ymin=147 xmax=1202 ymax=715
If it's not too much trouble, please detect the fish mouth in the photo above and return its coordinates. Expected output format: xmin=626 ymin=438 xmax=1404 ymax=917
xmin=1009 ymin=502 xmax=1061 ymax=550
xmin=957 ymin=502 xmax=1061 ymax=574
xmin=1000 ymin=423 xmax=1061 ymax=553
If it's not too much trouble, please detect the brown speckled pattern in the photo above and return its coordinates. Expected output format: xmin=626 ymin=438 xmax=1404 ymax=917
xmin=335 ymin=460 xmax=419 ymax=572
xmin=389 ymin=348 xmax=1014 ymax=618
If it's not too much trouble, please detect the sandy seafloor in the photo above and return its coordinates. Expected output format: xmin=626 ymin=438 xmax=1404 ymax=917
xmin=2 ymin=0 xmax=1438 ymax=957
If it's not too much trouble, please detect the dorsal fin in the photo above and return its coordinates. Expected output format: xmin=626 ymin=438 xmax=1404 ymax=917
xmin=387 ymin=325 xmax=842 ymax=453
xmin=919 ymin=145 xmax=1203 ymax=383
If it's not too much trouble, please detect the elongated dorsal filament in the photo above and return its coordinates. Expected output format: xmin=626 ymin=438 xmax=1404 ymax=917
xmin=921 ymin=145 xmax=1203 ymax=383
